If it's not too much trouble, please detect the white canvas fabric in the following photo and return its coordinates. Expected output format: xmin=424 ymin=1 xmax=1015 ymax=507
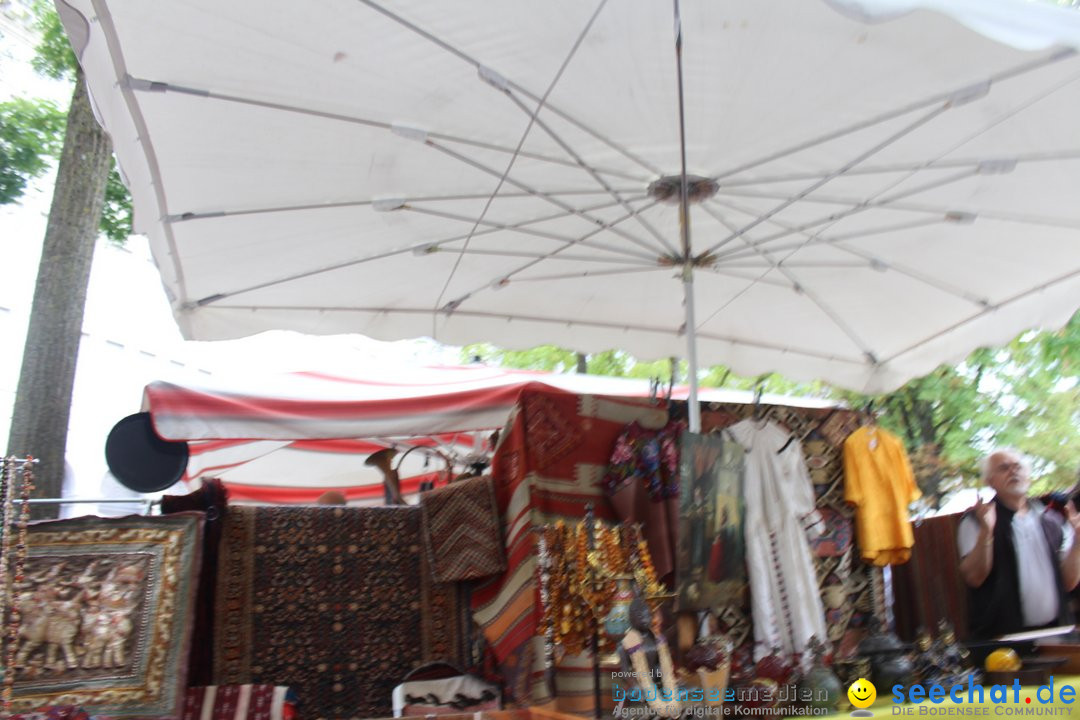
xmin=63 ymin=0 xmax=1080 ymax=392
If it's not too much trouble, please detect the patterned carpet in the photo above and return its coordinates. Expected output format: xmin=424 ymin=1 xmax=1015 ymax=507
xmin=421 ymin=476 xmax=506 ymax=582
xmin=213 ymin=506 xmax=463 ymax=720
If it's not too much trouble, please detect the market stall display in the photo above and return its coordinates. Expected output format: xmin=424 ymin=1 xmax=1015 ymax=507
xmin=472 ymin=387 xmax=674 ymax=713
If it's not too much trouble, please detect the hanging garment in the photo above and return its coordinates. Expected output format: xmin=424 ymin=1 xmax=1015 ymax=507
xmin=604 ymin=419 xmax=685 ymax=579
xmin=726 ymin=419 xmax=828 ymax=661
xmin=842 ymin=426 xmax=921 ymax=566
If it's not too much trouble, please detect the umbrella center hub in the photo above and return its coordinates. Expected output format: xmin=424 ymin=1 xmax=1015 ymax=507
xmin=647 ymin=175 xmax=718 ymax=205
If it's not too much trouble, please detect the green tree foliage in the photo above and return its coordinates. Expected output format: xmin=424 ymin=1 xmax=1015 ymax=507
xmin=0 ymin=0 xmax=132 ymax=242
xmin=844 ymin=310 xmax=1080 ymax=499
xmin=985 ymin=312 xmax=1080 ymax=490
xmin=464 ymin=344 xmax=580 ymax=373
xmin=464 ymin=344 xmax=638 ymax=377
xmin=0 ymin=97 xmax=65 ymax=204
xmin=100 ymin=159 xmax=133 ymax=243
xmin=30 ymin=0 xmax=77 ymax=80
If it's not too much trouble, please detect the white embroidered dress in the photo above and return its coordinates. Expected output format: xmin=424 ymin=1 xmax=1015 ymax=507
xmin=727 ymin=419 xmax=827 ymax=661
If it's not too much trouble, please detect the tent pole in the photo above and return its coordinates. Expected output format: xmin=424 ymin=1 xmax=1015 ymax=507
xmin=673 ymin=0 xmax=700 ymax=433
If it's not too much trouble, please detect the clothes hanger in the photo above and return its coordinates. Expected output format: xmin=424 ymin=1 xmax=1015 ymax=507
xmin=862 ymin=400 xmax=877 ymax=426
xmin=861 ymin=400 xmax=882 ymax=450
xmin=752 ymin=384 xmax=765 ymax=421
xmin=648 ymin=376 xmax=674 ymax=407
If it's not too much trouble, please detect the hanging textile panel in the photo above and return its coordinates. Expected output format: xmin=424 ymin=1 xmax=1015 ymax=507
xmin=699 ymin=405 xmax=875 ymax=660
xmin=8 ymin=513 xmax=203 ymax=718
xmin=213 ymin=506 xmax=464 ymax=720
xmin=420 ymin=476 xmax=506 ymax=582
xmin=160 ymin=478 xmax=229 ymax=687
xmin=677 ymin=431 xmax=746 ymax=612
xmin=471 ymin=386 xmax=671 ymax=712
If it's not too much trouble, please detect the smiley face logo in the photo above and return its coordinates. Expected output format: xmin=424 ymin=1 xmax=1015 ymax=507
xmin=848 ymin=678 xmax=876 ymax=709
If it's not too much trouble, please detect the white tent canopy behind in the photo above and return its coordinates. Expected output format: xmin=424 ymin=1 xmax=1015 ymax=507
xmin=141 ymin=364 xmax=836 ymax=503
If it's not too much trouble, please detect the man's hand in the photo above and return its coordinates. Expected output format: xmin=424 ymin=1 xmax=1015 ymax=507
xmin=974 ymin=496 xmax=996 ymax=536
xmin=960 ymin=496 xmax=996 ymax=588
xmin=1066 ymin=504 xmax=1080 ymax=535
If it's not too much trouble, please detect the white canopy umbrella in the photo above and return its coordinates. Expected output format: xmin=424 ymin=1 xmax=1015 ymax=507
xmin=61 ymin=0 xmax=1080 ymax=429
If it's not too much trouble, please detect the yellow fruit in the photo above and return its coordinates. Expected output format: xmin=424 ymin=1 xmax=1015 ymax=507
xmin=985 ymin=648 xmax=1022 ymax=672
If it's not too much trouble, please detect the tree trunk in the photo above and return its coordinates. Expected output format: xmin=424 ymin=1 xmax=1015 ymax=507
xmin=575 ymin=352 xmax=587 ymax=374
xmin=5 ymin=67 xmax=112 ymax=518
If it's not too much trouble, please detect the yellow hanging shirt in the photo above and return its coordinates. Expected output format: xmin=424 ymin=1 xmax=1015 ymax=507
xmin=842 ymin=426 xmax=921 ymax=566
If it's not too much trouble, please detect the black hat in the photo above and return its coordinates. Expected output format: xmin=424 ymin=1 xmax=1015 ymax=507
xmin=105 ymin=412 xmax=189 ymax=493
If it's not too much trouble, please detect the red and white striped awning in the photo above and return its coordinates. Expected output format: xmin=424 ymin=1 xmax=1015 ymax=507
xmin=141 ymin=365 xmax=835 ymax=503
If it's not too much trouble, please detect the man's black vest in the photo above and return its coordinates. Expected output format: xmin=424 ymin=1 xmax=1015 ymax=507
xmin=968 ymin=497 xmax=1073 ymax=639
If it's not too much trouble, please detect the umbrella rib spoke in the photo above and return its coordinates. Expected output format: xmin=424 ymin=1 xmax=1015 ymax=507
xmin=831 ymin=243 xmax=991 ymax=306
xmin=882 ymin=267 xmax=1080 ymax=366
xmin=425 ymin=140 xmax=667 ymax=256
xmin=719 ymin=215 xmax=945 ymax=263
xmin=700 ymin=56 xmax=1080 ymax=332
xmin=780 ymin=277 xmax=878 ymax=364
xmin=501 ymin=91 xmax=679 ymax=256
xmin=355 ymin=0 xmax=662 ymax=176
xmin=710 ymin=198 xmax=990 ymax=306
xmin=715 ymin=186 xmax=959 ymax=210
xmin=710 ymin=168 xmax=977 ymax=261
xmin=709 ymin=195 xmax=945 ymax=261
xmin=698 ymin=266 xmax=796 ymax=291
xmin=700 ymin=103 xmax=951 ymax=258
xmin=700 ymin=203 xmax=779 ymax=269
xmin=711 ymin=64 xmax=1080 ymax=259
xmin=166 ymin=190 xmax=642 ymax=223
xmin=431 ymin=0 xmax=615 ymax=318
xmin=427 ymin=131 xmax=648 ymax=182
xmin=681 ymin=205 xmax=801 ymax=318
xmin=440 ymin=199 xmax=665 ymax=307
xmin=187 ymin=197 xmax=642 ymax=306
xmin=720 ymin=261 xmax=867 ymax=269
xmin=505 ymin=266 xmax=671 ymax=283
xmin=718 ymin=150 xmax=1080 ymax=188
xmin=708 ymin=49 xmax=1073 ymax=185
xmin=124 ymin=76 xmax=643 ymax=184
xmin=405 ymin=205 xmax=656 ymax=261
xmin=436 ymin=247 xmax=653 ymax=266
xmin=699 ymin=202 xmax=877 ymax=359
xmin=716 ymin=188 xmax=1080 ymax=230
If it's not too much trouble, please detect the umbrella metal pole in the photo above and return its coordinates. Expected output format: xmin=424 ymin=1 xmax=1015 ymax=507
xmin=673 ymin=0 xmax=701 ymax=433
xmin=683 ymin=267 xmax=701 ymax=433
